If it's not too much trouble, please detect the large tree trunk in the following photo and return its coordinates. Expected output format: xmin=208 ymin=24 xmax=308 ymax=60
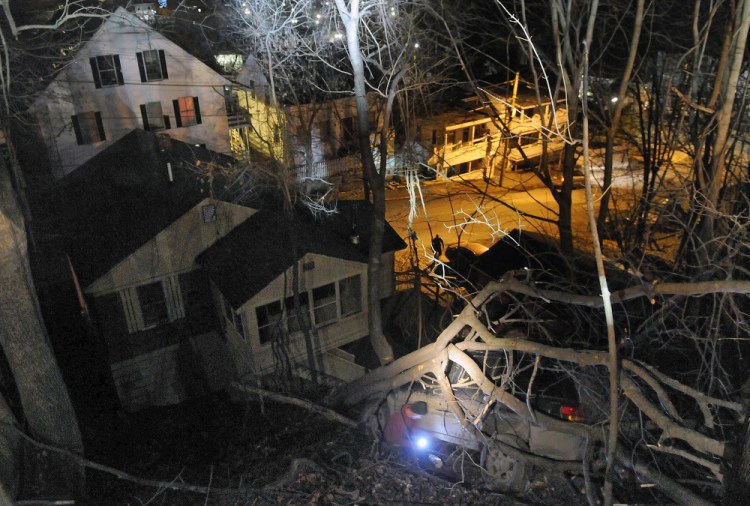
xmin=338 ymin=0 xmax=394 ymax=365
xmin=0 ymin=145 xmax=85 ymax=500
xmin=699 ymin=0 xmax=750 ymax=241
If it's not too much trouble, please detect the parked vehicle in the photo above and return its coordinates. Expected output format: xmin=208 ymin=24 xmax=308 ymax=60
xmin=381 ymin=349 xmax=586 ymax=491
xmin=431 ymin=242 xmax=489 ymax=288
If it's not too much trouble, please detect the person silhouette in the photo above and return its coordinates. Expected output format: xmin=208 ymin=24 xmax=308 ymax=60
xmin=431 ymin=234 xmax=444 ymax=257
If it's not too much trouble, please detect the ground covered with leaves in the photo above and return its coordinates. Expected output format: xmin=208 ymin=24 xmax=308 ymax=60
xmin=81 ymin=392 xmax=586 ymax=505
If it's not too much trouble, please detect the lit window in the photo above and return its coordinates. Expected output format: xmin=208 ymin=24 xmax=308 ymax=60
xmin=313 ymin=283 xmax=337 ymax=326
xmin=89 ymin=55 xmax=123 ymax=88
xmin=137 ymin=49 xmax=168 ymax=82
xmin=71 ymin=111 xmax=105 ymax=144
xmin=256 ymin=301 xmax=282 ymax=344
xmin=140 ymin=101 xmax=164 ymax=131
xmin=137 ymin=281 xmax=168 ymax=328
xmin=339 ymin=275 xmax=361 ymax=317
xmin=173 ymin=96 xmax=202 ymax=127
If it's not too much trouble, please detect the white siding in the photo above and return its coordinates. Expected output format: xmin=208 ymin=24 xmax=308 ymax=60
xmin=29 ymin=8 xmax=234 ymax=177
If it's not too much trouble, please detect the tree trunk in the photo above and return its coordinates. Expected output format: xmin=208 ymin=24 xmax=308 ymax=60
xmin=338 ymin=0 xmax=394 ymax=365
xmin=597 ymin=0 xmax=644 ymax=234
xmin=699 ymin=0 xmax=750 ymax=241
xmin=0 ymin=145 xmax=85 ymax=500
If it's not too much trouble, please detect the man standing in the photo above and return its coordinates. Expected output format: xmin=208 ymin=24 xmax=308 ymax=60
xmin=431 ymin=234 xmax=444 ymax=258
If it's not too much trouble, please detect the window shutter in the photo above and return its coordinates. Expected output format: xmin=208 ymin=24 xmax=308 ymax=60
xmin=71 ymin=115 xmax=83 ymax=144
xmin=136 ymin=52 xmax=147 ymax=82
xmin=113 ymin=55 xmax=124 ymax=85
xmin=140 ymin=104 xmax=150 ymax=131
xmin=95 ymin=112 xmax=106 ymax=141
xmin=173 ymin=99 xmax=182 ymax=127
xmin=193 ymin=97 xmax=202 ymax=124
xmin=89 ymin=57 xmax=101 ymax=88
xmin=158 ymin=50 xmax=168 ymax=79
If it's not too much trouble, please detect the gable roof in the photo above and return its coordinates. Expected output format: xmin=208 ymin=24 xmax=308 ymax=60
xmin=28 ymin=6 xmax=227 ymax=112
xmin=49 ymin=129 xmax=235 ymax=288
xmin=198 ymin=201 xmax=407 ymax=309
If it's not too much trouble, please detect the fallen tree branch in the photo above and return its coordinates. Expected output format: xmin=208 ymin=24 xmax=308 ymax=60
xmin=616 ymin=448 xmax=715 ymax=506
xmin=230 ymin=382 xmax=358 ymax=427
xmin=646 ymin=443 xmax=722 ymax=481
xmin=0 ymin=421 xmax=255 ymax=497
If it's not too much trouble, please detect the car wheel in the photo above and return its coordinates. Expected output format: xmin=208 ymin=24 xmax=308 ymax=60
xmin=481 ymin=442 xmax=529 ymax=492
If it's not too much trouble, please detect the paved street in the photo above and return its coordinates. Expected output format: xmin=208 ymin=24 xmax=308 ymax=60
xmin=383 ymin=170 xmax=596 ymax=266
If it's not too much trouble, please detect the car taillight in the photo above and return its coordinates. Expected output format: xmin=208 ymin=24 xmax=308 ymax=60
xmin=560 ymin=405 xmax=584 ymax=422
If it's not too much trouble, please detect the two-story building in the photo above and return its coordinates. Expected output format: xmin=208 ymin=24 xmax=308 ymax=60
xmin=27 ymin=5 xmax=385 ymax=187
xmin=27 ymin=7 xmax=243 ymax=178
xmin=412 ymin=78 xmax=568 ymax=179
xmin=227 ymin=54 xmax=386 ymax=183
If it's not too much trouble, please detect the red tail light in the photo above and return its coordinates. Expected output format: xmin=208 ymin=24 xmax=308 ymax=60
xmin=560 ymin=405 xmax=584 ymax=422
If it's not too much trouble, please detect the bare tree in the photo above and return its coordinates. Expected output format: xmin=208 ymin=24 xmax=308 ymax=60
xmin=0 ymin=1 xmax=110 ymax=500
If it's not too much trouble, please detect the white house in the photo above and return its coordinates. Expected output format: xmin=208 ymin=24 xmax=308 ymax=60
xmin=197 ymin=201 xmax=406 ymax=384
xmin=27 ymin=7 xmax=237 ymax=178
xmin=51 ymin=129 xmax=406 ymax=410
xmin=412 ymin=78 xmax=568 ymax=179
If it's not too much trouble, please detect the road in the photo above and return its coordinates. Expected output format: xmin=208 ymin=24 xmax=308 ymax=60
xmin=384 ymin=173 xmax=595 ymax=264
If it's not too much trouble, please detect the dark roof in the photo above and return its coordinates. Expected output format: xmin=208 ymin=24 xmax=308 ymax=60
xmin=198 ymin=200 xmax=407 ymax=309
xmin=50 ymin=129 xmax=235 ymax=288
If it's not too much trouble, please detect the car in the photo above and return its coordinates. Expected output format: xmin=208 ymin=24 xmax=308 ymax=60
xmin=381 ymin=348 xmax=586 ymax=491
xmin=431 ymin=242 xmax=489 ymax=288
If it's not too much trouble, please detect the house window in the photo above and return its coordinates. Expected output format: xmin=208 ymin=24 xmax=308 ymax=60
xmin=89 ymin=55 xmax=124 ymax=88
xmin=71 ymin=112 xmax=106 ymax=144
xmin=140 ymin=101 xmax=164 ymax=131
xmin=256 ymin=301 xmax=282 ymax=344
xmin=173 ymin=96 xmax=202 ymax=127
xmin=519 ymin=135 xmax=537 ymax=146
xmin=284 ymin=292 xmax=310 ymax=334
xmin=462 ymin=128 xmax=470 ymax=143
xmin=431 ymin=129 xmax=437 ymax=145
xmin=313 ymin=283 xmax=337 ymax=326
xmin=201 ymin=204 xmax=217 ymax=223
xmin=339 ymin=275 xmax=361 ymax=317
xmin=136 ymin=49 xmax=168 ymax=82
xmin=137 ymin=281 xmax=169 ymax=328
xmin=446 ymin=131 xmax=456 ymax=144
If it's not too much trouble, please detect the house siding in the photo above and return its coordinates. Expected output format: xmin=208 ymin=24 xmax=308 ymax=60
xmin=226 ymin=253 xmax=369 ymax=379
xmin=110 ymin=331 xmax=232 ymax=411
xmin=85 ymin=199 xmax=254 ymax=410
xmin=88 ymin=200 xmax=255 ymax=295
xmin=413 ymin=88 xmax=568 ymax=178
xmin=28 ymin=8 xmax=234 ymax=178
